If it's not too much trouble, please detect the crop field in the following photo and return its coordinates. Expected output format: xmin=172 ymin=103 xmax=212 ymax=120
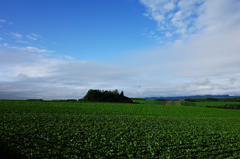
xmin=181 ymin=101 xmax=196 ymax=106
xmin=165 ymin=101 xmax=171 ymax=105
xmin=134 ymin=100 xmax=167 ymax=105
xmin=194 ymin=102 xmax=240 ymax=107
xmin=1 ymin=100 xmax=240 ymax=158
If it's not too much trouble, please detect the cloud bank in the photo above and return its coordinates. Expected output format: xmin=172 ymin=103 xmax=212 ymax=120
xmin=0 ymin=0 xmax=240 ymax=99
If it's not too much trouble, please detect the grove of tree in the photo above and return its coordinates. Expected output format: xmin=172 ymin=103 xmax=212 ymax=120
xmin=81 ymin=89 xmax=133 ymax=103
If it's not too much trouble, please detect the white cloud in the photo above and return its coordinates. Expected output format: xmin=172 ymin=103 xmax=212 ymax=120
xmin=31 ymin=33 xmax=38 ymax=37
xmin=0 ymin=0 xmax=240 ymax=99
xmin=0 ymin=19 xmax=6 ymax=23
xmin=154 ymin=14 xmax=165 ymax=23
xmin=11 ymin=32 xmax=22 ymax=38
xmin=142 ymin=13 xmax=149 ymax=17
xmin=27 ymin=35 xmax=37 ymax=40
xmin=139 ymin=0 xmax=240 ymax=41
xmin=21 ymin=46 xmax=54 ymax=53
xmin=119 ymin=4 xmax=240 ymax=96
xmin=196 ymin=0 xmax=240 ymax=32
xmin=0 ymin=37 xmax=240 ymax=99
xmin=163 ymin=2 xmax=175 ymax=10
xmin=0 ymin=49 xmax=145 ymax=99
xmin=64 ymin=55 xmax=74 ymax=60
xmin=0 ymin=37 xmax=2 ymax=40
xmin=191 ymin=78 xmax=210 ymax=85
xmin=150 ymin=31 xmax=155 ymax=35
xmin=165 ymin=32 xmax=172 ymax=37
xmin=16 ymin=40 xmax=30 ymax=44
xmin=1 ymin=44 xmax=54 ymax=53
xmin=26 ymin=33 xmax=40 ymax=40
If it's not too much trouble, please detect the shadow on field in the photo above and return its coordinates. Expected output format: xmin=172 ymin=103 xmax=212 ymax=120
xmin=0 ymin=143 xmax=27 ymax=159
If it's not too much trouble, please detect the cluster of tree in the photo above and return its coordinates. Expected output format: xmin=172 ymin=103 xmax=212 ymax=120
xmin=185 ymin=97 xmax=240 ymax=102
xmin=81 ymin=89 xmax=133 ymax=103
xmin=206 ymin=104 xmax=240 ymax=110
xmin=26 ymin=99 xmax=43 ymax=101
xmin=154 ymin=99 xmax=167 ymax=101
xmin=51 ymin=99 xmax=78 ymax=102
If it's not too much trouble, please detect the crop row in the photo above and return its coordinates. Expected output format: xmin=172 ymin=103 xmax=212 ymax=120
xmin=1 ymin=113 xmax=240 ymax=158
xmin=1 ymin=100 xmax=240 ymax=158
xmin=1 ymin=100 xmax=240 ymax=117
xmin=181 ymin=101 xmax=196 ymax=106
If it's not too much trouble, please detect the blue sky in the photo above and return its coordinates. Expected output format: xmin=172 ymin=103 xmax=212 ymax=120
xmin=1 ymin=0 xmax=156 ymax=62
xmin=0 ymin=0 xmax=240 ymax=99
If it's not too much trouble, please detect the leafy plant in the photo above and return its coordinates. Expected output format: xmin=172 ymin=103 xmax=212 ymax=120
xmin=1 ymin=100 xmax=240 ymax=158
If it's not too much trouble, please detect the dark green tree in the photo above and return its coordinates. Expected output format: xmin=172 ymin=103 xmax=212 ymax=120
xmin=120 ymin=91 xmax=124 ymax=97
xmin=82 ymin=89 xmax=133 ymax=103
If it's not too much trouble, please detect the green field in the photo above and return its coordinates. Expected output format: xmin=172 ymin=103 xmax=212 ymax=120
xmin=1 ymin=100 xmax=240 ymax=158
xmin=194 ymin=102 xmax=240 ymax=107
xmin=133 ymin=100 xmax=167 ymax=105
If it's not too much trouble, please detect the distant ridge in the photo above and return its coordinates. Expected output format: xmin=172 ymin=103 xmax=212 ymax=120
xmin=143 ymin=95 xmax=240 ymax=101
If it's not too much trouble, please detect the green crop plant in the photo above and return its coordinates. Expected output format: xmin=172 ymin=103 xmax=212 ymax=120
xmin=194 ymin=102 xmax=240 ymax=107
xmin=170 ymin=101 xmax=175 ymax=106
xmin=1 ymin=100 xmax=240 ymax=158
xmin=133 ymin=100 xmax=167 ymax=105
xmin=181 ymin=101 xmax=196 ymax=106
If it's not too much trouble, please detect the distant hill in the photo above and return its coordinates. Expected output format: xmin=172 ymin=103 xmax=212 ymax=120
xmin=143 ymin=95 xmax=240 ymax=101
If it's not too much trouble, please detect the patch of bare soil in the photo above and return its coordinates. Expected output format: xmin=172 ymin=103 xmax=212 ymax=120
xmin=175 ymin=101 xmax=181 ymax=106
xmin=166 ymin=101 xmax=171 ymax=105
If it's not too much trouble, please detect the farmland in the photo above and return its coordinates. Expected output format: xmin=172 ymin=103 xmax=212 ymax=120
xmin=194 ymin=102 xmax=239 ymax=107
xmin=1 ymin=100 xmax=240 ymax=158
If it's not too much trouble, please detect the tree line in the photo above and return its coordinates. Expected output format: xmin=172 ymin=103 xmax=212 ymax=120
xmin=206 ymin=104 xmax=240 ymax=110
xmin=185 ymin=97 xmax=240 ymax=102
xmin=82 ymin=89 xmax=133 ymax=103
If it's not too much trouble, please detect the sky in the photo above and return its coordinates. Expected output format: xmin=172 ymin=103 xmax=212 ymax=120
xmin=0 ymin=0 xmax=240 ymax=100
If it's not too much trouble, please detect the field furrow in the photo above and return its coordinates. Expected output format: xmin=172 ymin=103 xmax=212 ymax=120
xmin=1 ymin=100 xmax=240 ymax=158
